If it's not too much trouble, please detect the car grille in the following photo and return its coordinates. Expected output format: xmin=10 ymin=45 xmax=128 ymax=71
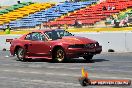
xmin=72 ymin=44 xmax=84 ymax=48
xmin=85 ymin=43 xmax=95 ymax=48
xmin=69 ymin=43 xmax=98 ymax=49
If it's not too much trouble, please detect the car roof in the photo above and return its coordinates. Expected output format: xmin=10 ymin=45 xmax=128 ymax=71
xmin=20 ymin=29 xmax=64 ymax=39
xmin=32 ymin=29 xmax=64 ymax=33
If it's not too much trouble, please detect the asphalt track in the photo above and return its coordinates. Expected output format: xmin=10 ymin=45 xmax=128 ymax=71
xmin=0 ymin=51 xmax=132 ymax=88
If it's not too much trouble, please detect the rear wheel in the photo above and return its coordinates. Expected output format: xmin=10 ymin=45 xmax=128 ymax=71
xmin=16 ymin=48 xmax=31 ymax=62
xmin=83 ymin=55 xmax=93 ymax=61
xmin=53 ymin=48 xmax=66 ymax=63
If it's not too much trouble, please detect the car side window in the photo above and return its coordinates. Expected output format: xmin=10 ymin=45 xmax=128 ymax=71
xmin=45 ymin=31 xmax=52 ymax=39
xmin=41 ymin=35 xmax=46 ymax=41
xmin=25 ymin=32 xmax=46 ymax=41
xmin=25 ymin=34 xmax=32 ymax=40
xmin=32 ymin=32 xmax=46 ymax=41
xmin=32 ymin=33 xmax=40 ymax=41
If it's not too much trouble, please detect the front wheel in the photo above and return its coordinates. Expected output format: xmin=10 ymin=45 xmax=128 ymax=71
xmin=52 ymin=48 xmax=66 ymax=63
xmin=83 ymin=55 xmax=94 ymax=61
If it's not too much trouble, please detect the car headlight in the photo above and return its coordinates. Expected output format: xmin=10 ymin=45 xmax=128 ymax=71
xmin=85 ymin=43 xmax=95 ymax=48
xmin=95 ymin=42 xmax=99 ymax=47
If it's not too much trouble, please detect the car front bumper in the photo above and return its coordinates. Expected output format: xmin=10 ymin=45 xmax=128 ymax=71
xmin=66 ymin=46 xmax=102 ymax=58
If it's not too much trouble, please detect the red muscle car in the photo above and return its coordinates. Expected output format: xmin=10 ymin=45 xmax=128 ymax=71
xmin=10 ymin=29 xmax=102 ymax=62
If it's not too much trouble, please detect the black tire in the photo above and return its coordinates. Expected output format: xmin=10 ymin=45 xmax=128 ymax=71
xmin=16 ymin=48 xmax=31 ymax=62
xmin=83 ymin=55 xmax=94 ymax=61
xmin=52 ymin=48 xmax=66 ymax=63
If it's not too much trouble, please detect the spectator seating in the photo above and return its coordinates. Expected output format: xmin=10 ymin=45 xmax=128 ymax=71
xmin=45 ymin=0 xmax=132 ymax=26
xmin=0 ymin=2 xmax=52 ymax=28
xmin=0 ymin=2 xmax=34 ymax=15
xmin=0 ymin=0 xmax=98 ymax=28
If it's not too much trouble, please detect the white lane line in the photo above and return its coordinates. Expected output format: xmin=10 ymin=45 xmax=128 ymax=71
xmin=95 ymin=69 xmax=132 ymax=73
xmin=1 ymin=69 xmax=132 ymax=80
xmin=46 ymin=66 xmax=132 ymax=73
xmin=47 ymin=66 xmax=80 ymax=70
xmin=31 ymin=80 xmax=80 ymax=86
xmin=1 ymin=64 xmax=132 ymax=75
xmin=1 ymin=64 xmax=132 ymax=73
xmin=2 ymin=69 xmax=80 ymax=77
xmin=111 ymin=61 xmax=132 ymax=63
xmin=0 ymin=76 xmax=80 ymax=86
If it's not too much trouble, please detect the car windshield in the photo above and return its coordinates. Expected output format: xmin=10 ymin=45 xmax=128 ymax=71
xmin=45 ymin=29 xmax=73 ymax=40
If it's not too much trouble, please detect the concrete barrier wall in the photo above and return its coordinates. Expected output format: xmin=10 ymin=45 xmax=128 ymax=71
xmin=0 ymin=32 xmax=132 ymax=52
xmin=73 ymin=32 xmax=127 ymax=52
xmin=0 ymin=35 xmax=21 ymax=50
xmin=126 ymin=32 xmax=132 ymax=52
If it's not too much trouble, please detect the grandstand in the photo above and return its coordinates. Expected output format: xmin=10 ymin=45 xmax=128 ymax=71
xmin=0 ymin=2 xmax=34 ymax=25
xmin=0 ymin=0 xmax=132 ymax=29
xmin=0 ymin=2 xmax=53 ymax=29
xmin=45 ymin=0 xmax=132 ymax=27
xmin=0 ymin=2 xmax=33 ymax=15
xmin=0 ymin=0 xmax=98 ymax=29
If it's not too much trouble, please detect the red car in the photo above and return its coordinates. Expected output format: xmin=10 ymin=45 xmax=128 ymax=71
xmin=10 ymin=29 xmax=102 ymax=62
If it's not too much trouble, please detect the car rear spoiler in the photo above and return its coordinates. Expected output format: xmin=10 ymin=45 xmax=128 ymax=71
xmin=6 ymin=39 xmax=13 ymax=44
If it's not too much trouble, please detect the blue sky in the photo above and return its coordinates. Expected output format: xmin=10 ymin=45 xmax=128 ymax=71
xmin=0 ymin=0 xmax=64 ymax=6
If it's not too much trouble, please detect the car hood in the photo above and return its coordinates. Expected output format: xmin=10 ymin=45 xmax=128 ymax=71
xmin=58 ymin=36 xmax=96 ymax=44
